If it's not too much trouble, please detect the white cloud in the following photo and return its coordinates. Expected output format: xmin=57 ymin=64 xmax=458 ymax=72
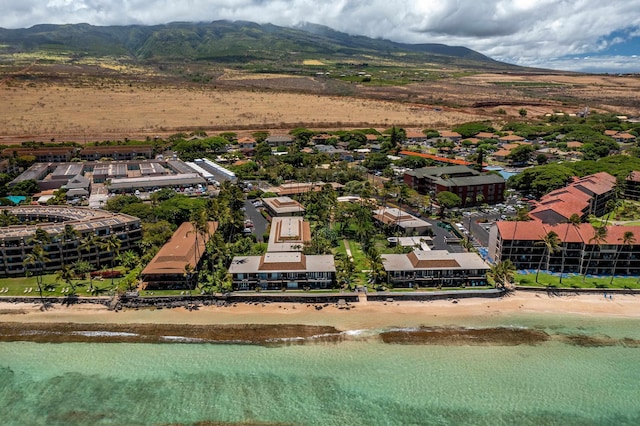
xmin=1 ymin=0 xmax=639 ymax=72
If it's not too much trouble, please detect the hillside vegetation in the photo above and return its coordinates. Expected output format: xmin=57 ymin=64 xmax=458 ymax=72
xmin=0 ymin=20 xmax=519 ymax=72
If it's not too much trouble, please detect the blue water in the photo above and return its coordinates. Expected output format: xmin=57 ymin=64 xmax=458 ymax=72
xmin=1 ymin=317 xmax=639 ymax=425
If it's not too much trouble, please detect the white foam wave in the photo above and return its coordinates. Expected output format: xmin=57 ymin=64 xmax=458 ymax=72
xmin=161 ymin=335 xmax=205 ymax=342
xmin=71 ymin=331 xmax=139 ymax=337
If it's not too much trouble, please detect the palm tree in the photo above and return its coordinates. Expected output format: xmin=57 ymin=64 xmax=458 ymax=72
xmin=488 ymin=260 xmax=516 ymax=289
xmin=183 ymin=263 xmax=195 ymax=290
xmin=59 ymin=224 xmax=79 ymax=266
xmin=535 ymin=231 xmax=561 ymax=283
xmin=24 ymin=244 xmax=50 ymax=306
xmin=610 ymin=231 xmax=635 ymax=285
xmin=116 ymin=250 xmax=140 ymax=273
xmin=56 ymin=265 xmax=76 ymax=295
xmin=582 ymin=225 xmax=608 ymax=283
xmin=103 ymin=234 xmax=122 ymax=287
xmin=80 ymin=232 xmax=101 ymax=267
xmin=188 ymin=208 xmax=210 ymax=283
xmin=559 ymin=213 xmax=582 ymax=284
xmin=365 ymin=247 xmax=386 ymax=287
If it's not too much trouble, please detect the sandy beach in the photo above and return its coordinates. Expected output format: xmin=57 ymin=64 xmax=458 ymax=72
xmin=0 ymin=291 xmax=638 ymax=330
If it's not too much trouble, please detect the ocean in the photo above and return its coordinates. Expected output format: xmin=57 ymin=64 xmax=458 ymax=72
xmin=1 ymin=314 xmax=639 ymax=425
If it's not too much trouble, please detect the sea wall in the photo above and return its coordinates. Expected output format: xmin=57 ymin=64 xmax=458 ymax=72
xmin=367 ymin=289 xmax=504 ymax=302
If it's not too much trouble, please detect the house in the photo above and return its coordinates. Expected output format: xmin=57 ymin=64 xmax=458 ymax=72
xmin=373 ymin=207 xmax=432 ymax=235
xmin=265 ymin=135 xmax=293 ymax=147
xmin=228 ymin=252 xmax=335 ymax=290
xmin=237 ymin=137 xmax=257 ymax=156
xmin=141 ymin=221 xmax=218 ymax=289
xmin=63 ymin=174 xmax=91 ymax=199
xmin=405 ymin=131 xmax=429 ymax=143
xmin=492 ymin=149 xmax=512 ymax=162
xmin=499 ymin=134 xmax=526 ymax=144
xmin=382 ymin=250 xmax=489 ymax=288
xmin=262 ymin=196 xmax=305 ymax=217
xmin=439 ymin=131 xmax=462 ymax=142
xmin=475 ymin=132 xmax=497 ymax=140
xmin=404 ymin=165 xmax=506 ymax=206
xmin=237 ymin=137 xmax=256 ymax=149
xmin=615 ymin=133 xmax=637 ymax=143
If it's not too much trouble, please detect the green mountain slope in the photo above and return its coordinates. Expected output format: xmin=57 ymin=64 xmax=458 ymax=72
xmin=0 ymin=20 xmax=518 ymax=70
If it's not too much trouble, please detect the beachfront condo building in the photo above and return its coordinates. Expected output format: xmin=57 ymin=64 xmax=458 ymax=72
xmin=0 ymin=206 xmax=141 ymax=277
xmin=488 ymin=221 xmax=640 ymax=276
xmin=382 ymin=250 xmax=490 ymax=288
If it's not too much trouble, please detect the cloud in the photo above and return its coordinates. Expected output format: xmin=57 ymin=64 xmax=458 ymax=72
xmin=1 ymin=0 xmax=640 ymax=72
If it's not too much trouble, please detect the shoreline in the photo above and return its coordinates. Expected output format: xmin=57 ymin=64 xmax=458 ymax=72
xmin=0 ymin=291 xmax=638 ymax=331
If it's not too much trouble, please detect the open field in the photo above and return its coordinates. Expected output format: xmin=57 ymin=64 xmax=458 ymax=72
xmin=0 ymin=61 xmax=638 ymax=143
xmin=0 ymin=76 xmax=486 ymax=144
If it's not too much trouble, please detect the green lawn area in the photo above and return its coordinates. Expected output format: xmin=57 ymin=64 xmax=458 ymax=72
xmin=517 ymin=272 xmax=640 ymax=289
xmin=0 ymin=274 xmax=122 ymax=297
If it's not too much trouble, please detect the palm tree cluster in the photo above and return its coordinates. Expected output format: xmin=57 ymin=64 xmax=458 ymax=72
xmin=488 ymin=260 xmax=516 ymax=289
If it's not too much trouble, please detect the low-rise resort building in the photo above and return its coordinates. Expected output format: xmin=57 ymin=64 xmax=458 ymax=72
xmin=404 ymin=165 xmax=506 ymax=206
xmin=382 ymin=250 xmax=489 ymax=288
xmin=141 ymin=221 xmax=218 ymax=289
xmin=229 ymin=217 xmax=335 ymax=290
xmin=373 ymin=207 xmax=431 ymax=235
xmin=0 ymin=206 xmax=141 ymax=277
xmin=262 ymin=196 xmax=306 ymax=217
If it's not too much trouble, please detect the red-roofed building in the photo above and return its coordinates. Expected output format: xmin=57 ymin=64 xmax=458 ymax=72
xmin=625 ymin=171 xmax=640 ymax=201
xmin=488 ymin=221 xmax=640 ymax=276
xmin=141 ymin=221 xmax=218 ymax=289
xmin=499 ymin=134 xmax=526 ymax=143
xmin=399 ymin=150 xmax=474 ymax=166
xmin=476 ymin=132 xmax=497 ymax=140
xmin=439 ymin=131 xmax=462 ymax=141
xmin=528 ymin=172 xmax=616 ymax=224
xmin=615 ymin=133 xmax=637 ymax=143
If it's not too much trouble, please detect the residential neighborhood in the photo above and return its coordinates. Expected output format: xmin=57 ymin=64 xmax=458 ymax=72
xmin=1 ymin=112 xmax=640 ymax=297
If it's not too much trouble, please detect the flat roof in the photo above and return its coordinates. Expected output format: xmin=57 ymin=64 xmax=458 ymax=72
xmin=373 ymin=207 xmax=431 ymax=229
xmin=262 ymin=196 xmax=305 ymax=214
xmin=267 ymin=217 xmax=311 ymax=252
xmin=229 ymin=254 xmax=335 ymax=274
xmin=109 ymin=173 xmax=205 ymax=190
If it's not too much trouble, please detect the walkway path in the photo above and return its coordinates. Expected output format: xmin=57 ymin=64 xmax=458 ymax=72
xmin=343 ymin=239 xmax=354 ymax=261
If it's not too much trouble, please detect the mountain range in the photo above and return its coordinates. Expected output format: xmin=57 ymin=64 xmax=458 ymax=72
xmin=0 ymin=20 xmax=520 ymax=71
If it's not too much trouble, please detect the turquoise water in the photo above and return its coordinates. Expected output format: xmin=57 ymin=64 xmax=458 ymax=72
xmin=1 ymin=317 xmax=640 ymax=425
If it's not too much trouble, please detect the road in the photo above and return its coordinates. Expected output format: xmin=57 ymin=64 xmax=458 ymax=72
xmin=244 ymin=200 xmax=269 ymax=242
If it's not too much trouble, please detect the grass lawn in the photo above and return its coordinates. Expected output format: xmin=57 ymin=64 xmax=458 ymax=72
xmin=0 ymin=274 xmax=122 ymax=297
xmin=517 ymin=272 xmax=640 ymax=289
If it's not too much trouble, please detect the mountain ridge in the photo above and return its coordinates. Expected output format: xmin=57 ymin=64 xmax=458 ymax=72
xmin=0 ymin=20 xmax=519 ymax=70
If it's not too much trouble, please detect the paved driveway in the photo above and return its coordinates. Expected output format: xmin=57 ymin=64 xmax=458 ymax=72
xmin=244 ymin=200 xmax=269 ymax=242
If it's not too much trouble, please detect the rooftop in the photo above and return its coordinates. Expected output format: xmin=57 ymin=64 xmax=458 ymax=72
xmin=142 ymin=221 xmax=217 ymax=276
xmin=382 ymin=250 xmax=489 ymax=272
xmin=0 ymin=205 xmax=140 ymax=239
xmin=267 ymin=217 xmax=311 ymax=252
xmin=228 ymin=253 xmax=335 ymax=274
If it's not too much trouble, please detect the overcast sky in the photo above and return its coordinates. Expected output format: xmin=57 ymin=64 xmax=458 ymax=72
xmin=2 ymin=0 xmax=640 ymax=72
